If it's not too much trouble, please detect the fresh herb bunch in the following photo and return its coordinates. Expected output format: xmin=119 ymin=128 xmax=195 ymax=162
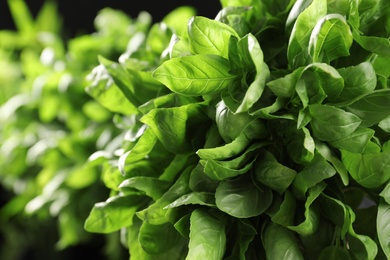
xmin=84 ymin=0 xmax=390 ymax=259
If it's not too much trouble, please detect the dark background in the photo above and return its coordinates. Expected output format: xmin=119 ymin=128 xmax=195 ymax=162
xmin=0 ymin=0 xmax=222 ymax=35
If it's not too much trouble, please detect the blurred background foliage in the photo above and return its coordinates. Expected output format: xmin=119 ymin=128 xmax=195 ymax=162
xmin=0 ymin=0 xmax=219 ymax=259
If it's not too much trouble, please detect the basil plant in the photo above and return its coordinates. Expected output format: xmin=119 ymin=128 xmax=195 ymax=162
xmin=84 ymin=0 xmax=390 ymax=259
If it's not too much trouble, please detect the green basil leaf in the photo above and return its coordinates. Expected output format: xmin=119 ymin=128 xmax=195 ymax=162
xmin=199 ymin=142 xmax=262 ymax=181
xmin=341 ymin=148 xmax=390 ymax=189
xmin=139 ymin=93 xmax=198 ymax=115
xmin=127 ymin=218 xmax=187 ymax=260
xmin=292 ymin=155 xmax=335 ymax=200
xmin=226 ymin=33 xmax=243 ymax=73
xmin=173 ymin=213 xmax=191 ymax=238
xmin=262 ymin=222 xmax=304 ymax=260
xmin=353 ymin=32 xmax=390 ymax=56
xmin=315 ymin=140 xmax=349 ymax=185
xmin=215 ymin=6 xmax=252 ymax=37
xmin=308 ymin=63 xmax=344 ymax=101
xmin=336 ymin=62 xmax=377 ymax=102
xmin=286 ymin=126 xmax=315 ymax=164
xmin=215 ymin=100 xmax=259 ymax=143
xmin=118 ymin=177 xmax=171 ymax=201
xmin=378 ymin=116 xmax=390 ymax=133
xmin=271 ymin=189 xmax=297 ymax=227
xmin=168 ymin=33 xmax=192 ymax=59
xmin=370 ymin=53 xmax=390 ymax=78
xmin=330 ymin=127 xmax=375 ymax=153
xmin=201 ymin=156 xmax=256 ymax=181
xmin=267 ymin=68 xmax=303 ymax=98
xmin=56 ymin=209 xmax=81 ymax=249
xmin=38 ymin=94 xmax=61 ymax=123
xmin=138 ymin=222 xmax=182 ymax=255
xmin=249 ymin=96 xmax=293 ymax=119
xmin=136 ymin=167 xmax=192 ymax=225
xmin=98 ymin=56 xmax=160 ymax=108
xmin=309 ymin=14 xmax=353 ymax=63
xmin=118 ymin=127 xmax=158 ymax=176
xmin=298 ymin=107 xmax=312 ymax=129
xmin=140 ymin=103 xmax=208 ymax=153
xmin=287 ymin=0 xmax=327 ymax=68
xmin=86 ymin=64 xmax=139 ymax=114
xmin=127 ymin=219 xmax=153 ymax=260
xmin=84 ymin=195 xmax=145 ymax=234
xmin=215 ymin=176 xmax=273 ymax=218
xmin=152 ymin=54 xmax=236 ymax=96
xmin=218 ymin=142 xmax=263 ymax=170
xmin=188 ymin=16 xmax=238 ymax=58
xmin=101 ymin=163 xmax=126 ymax=191
xmin=344 ymin=90 xmax=390 ymax=127
xmin=286 ymin=0 xmax=313 ymax=32
xmin=198 ymin=116 xmax=268 ymax=160
xmin=255 ymin=151 xmax=297 ymax=194
xmin=296 ymin=63 xmax=344 ymax=107
xmin=197 ymin=131 xmax=252 ymax=160
xmin=234 ymin=34 xmax=270 ymax=113
xmin=327 ymin=0 xmax=349 ymax=15
xmin=189 ymin=163 xmax=219 ymax=193
xmin=117 ymin=161 xmax=159 ymax=187
xmin=309 ymin=104 xmax=361 ymax=142
xmin=187 ymin=209 xmax=226 ymax=260
xmin=159 ymin=153 xmax=194 ymax=182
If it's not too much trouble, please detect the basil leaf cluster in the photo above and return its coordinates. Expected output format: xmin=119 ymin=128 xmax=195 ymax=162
xmin=82 ymin=0 xmax=390 ymax=259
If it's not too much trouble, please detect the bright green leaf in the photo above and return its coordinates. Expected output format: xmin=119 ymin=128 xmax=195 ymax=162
xmin=215 ymin=176 xmax=273 ymax=218
xmin=292 ymin=155 xmax=335 ymax=200
xmin=188 ymin=16 xmax=238 ymax=58
xmin=152 ymin=54 xmax=236 ymax=96
xmin=309 ymin=104 xmax=361 ymax=142
xmin=139 ymin=222 xmax=182 ymax=255
xmin=255 ymin=151 xmax=297 ymax=194
xmin=287 ymin=0 xmax=327 ymax=68
xmin=341 ymin=148 xmax=390 ymax=189
xmin=187 ymin=209 xmax=226 ymax=260
xmin=336 ymin=62 xmax=377 ymax=102
xmin=262 ymin=222 xmax=304 ymax=260
xmin=84 ymin=195 xmax=145 ymax=234
xmin=119 ymin=177 xmax=171 ymax=201
xmin=309 ymin=14 xmax=353 ymax=63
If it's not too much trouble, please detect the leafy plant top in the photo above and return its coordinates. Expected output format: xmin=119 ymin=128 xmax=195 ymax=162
xmin=82 ymin=0 xmax=390 ymax=259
